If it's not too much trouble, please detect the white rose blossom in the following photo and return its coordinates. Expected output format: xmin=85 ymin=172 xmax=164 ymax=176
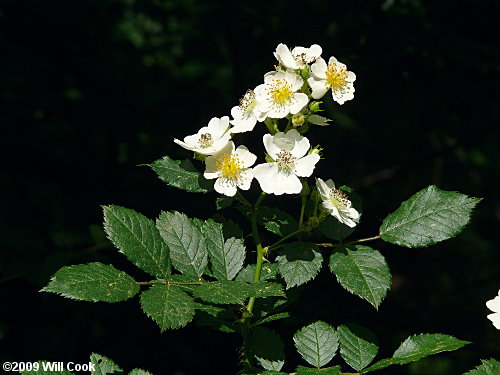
xmin=274 ymin=43 xmax=323 ymax=70
xmin=308 ymin=56 xmax=356 ymax=105
xmin=253 ymin=129 xmax=320 ymax=195
xmin=204 ymin=141 xmax=256 ymax=197
xmin=229 ymin=90 xmax=267 ymax=133
xmin=316 ymin=178 xmax=360 ymax=227
xmin=254 ymin=70 xmax=309 ymax=119
xmin=486 ymin=289 xmax=500 ymax=330
xmin=174 ymin=116 xmax=231 ymax=155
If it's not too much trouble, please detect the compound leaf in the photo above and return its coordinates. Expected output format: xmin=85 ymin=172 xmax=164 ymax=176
xmin=337 ymin=323 xmax=378 ymax=371
xmin=90 ymin=353 xmax=122 ymax=375
xmin=276 ymin=242 xmax=323 ymax=289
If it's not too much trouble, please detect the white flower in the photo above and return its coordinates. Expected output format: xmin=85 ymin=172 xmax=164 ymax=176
xmin=486 ymin=289 xmax=500 ymax=330
xmin=254 ymin=70 xmax=309 ymax=119
xmin=308 ymin=56 xmax=356 ymax=105
xmin=174 ymin=116 xmax=231 ymax=155
xmin=204 ymin=141 xmax=256 ymax=197
xmin=316 ymin=178 xmax=360 ymax=227
xmin=253 ymin=129 xmax=320 ymax=195
xmin=229 ymin=90 xmax=267 ymax=133
xmin=274 ymin=43 xmax=323 ymax=70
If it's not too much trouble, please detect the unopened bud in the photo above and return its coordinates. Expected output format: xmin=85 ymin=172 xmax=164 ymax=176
xmin=309 ymin=101 xmax=322 ymax=113
xmin=292 ymin=113 xmax=305 ymax=127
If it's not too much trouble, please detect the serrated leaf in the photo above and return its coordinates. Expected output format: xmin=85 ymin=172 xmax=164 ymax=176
xmin=103 ymin=205 xmax=170 ymax=278
xmin=251 ymin=327 xmax=285 ymax=371
xmin=257 ymin=206 xmax=298 ymax=236
xmin=362 ymin=333 xmax=470 ymax=372
xmin=295 ymin=366 xmax=341 ymax=375
xmin=255 ymin=312 xmax=291 ymax=326
xmin=380 ymin=185 xmax=481 ymax=248
xmin=129 ymin=370 xmax=154 ymax=375
xmin=149 ymin=155 xmax=212 ymax=193
xmin=192 ymin=281 xmax=284 ymax=305
xmin=294 ymin=321 xmax=338 ymax=368
xmin=20 ymin=361 xmax=74 ymax=374
xmin=236 ymin=264 xmax=279 ymax=283
xmin=319 ymin=186 xmax=361 ymax=241
xmin=140 ymin=284 xmax=195 ymax=330
xmin=276 ymin=242 xmax=323 ymax=289
xmin=329 ymin=246 xmax=391 ymax=309
xmin=194 ymin=302 xmax=237 ymax=333
xmin=463 ymin=358 xmax=500 ymax=375
xmin=42 ymin=263 xmax=139 ymax=302
xmin=204 ymin=219 xmax=244 ymax=280
xmin=337 ymin=323 xmax=378 ymax=371
xmin=90 ymin=353 xmax=122 ymax=375
xmin=156 ymin=211 xmax=208 ymax=278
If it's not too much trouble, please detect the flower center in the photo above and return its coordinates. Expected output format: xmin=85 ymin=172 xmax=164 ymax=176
xmin=329 ymin=189 xmax=350 ymax=209
xmin=216 ymin=153 xmax=243 ymax=183
xmin=276 ymin=150 xmax=296 ymax=174
xmin=268 ymin=79 xmax=293 ymax=105
xmin=239 ymin=90 xmax=257 ymax=114
xmin=198 ymin=133 xmax=213 ymax=148
xmin=326 ymin=63 xmax=348 ymax=89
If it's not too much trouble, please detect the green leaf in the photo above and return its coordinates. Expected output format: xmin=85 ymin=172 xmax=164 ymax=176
xmin=236 ymin=264 xmax=279 ymax=283
xmin=251 ymin=327 xmax=285 ymax=371
xmin=329 ymin=246 xmax=391 ymax=309
xmin=363 ymin=333 xmax=470 ymax=372
xmin=156 ymin=211 xmax=208 ymax=278
xmin=318 ymin=186 xmax=362 ymax=241
xmin=103 ymin=205 xmax=170 ymax=278
xmin=194 ymin=303 xmax=237 ymax=333
xmin=212 ymin=214 xmax=243 ymax=239
xmin=294 ymin=321 xmax=338 ymax=368
xmin=191 ymin=281 xmax=284 ymax=305
xmin=276 ymin=242 xmax=323 ymax=289
xmin=42 ymin=263 xmax=139 ymax=302
xmin=380 ymin=185 xmax=481 ymax=248
xmin=216 ymin=196 xmax=233 ymax=210
xmin=257 ymin=206 xmax=298 ymax=236
xmin=463 ymin=358 xmax=500 ymax=375
xmin=140 ymin=284 xmax=195 ymax=330
xmin=20 ymin=361 xmax=74 ymax=374
xmin=90 ymin=353 xmax=122 ymax=375
xmin=295 ymin=366 xmax=341 ymax=375
xmin=149 ymin=155 xmax=212 ymax=193
xmin=255 ymin=312 xmax=291 ymax=326
xmin=337 ymin=323 xmax=378 ymax=371
xmin=129 ymin=370 xmax=154 ymax=375
xmin=204 ymin=220 xmax=245 ymax=280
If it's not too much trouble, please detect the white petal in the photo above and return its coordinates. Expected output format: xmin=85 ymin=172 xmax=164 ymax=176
xmin=308 ymin=77 xmax=329 ymax=99
xmin=275 ymin=43 xmax=299 ymax=69
xmin=487 ymin=295 xmax=500 ymax=313
xmin=289 ymin=93 xmax=309 ymax=114
xmin=307 ymin=44 xmax=322 ymax=61
xmin=264 ymin=70 xmax=281 ymax=84
xmin=253 ymin=163 xmax=280 ymax=194
xmin=231 ymin=116 xmax=257 ymax=133
xmin=487 ymin=313 xmax=500 ymax=330
xmin=204 ymin=155 xmax=218 ymax=175
xmin=268 ymin=105 xmax=289 ymax=119
xmin=173 ymin=138 xmax=195 ymax=151
xmin=230 ymin=106 xmax=243 ymax=120
xmin=346 ymin=71 xmax=356 ymax=82
xmin=208 ymin=117 xmax=229 ymax=138
xmin=234 ymin=146 xmax=257 ymax=167
xmin=290 ymin=133 xmax=310 ymax=158
xmin=331 ymin=84 xmax=355 ymax=105
xmin=236 ymin=169 xmax=254 ymax=190
xmin=275 ymin=173 xmax=302 ymax=195
xmin=311 ymin=58 xmax=327 ymax=79
xmin=347 ymin=207 xmax=361 ymax=222
xmin=273 ymin=131 xmax=296 ymax=152
xmin=263 ymin=134 xmax=281 ymax=158
xmin=214 ymin=178 xmax=237 ymax=197
xmin=285 ymin=70 xmax=303 ymax=91
xmin=316 ymin=178 xmax=331 ymax=199
xmin=294 ymin=154 xmax=320 ymax=177
xmin=328 ymin=56 xmax=339 ymax=65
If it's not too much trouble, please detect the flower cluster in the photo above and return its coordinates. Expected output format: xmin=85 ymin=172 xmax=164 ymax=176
xmin=174 ymin=43 xmax=359 ymax=226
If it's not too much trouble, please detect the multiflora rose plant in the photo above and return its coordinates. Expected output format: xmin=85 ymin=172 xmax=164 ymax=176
xmin=41 ymin=43 xmax=494 ymax=375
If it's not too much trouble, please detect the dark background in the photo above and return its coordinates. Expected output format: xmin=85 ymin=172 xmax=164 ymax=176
xmin=1 ymin=0 xmax=499 ymax=374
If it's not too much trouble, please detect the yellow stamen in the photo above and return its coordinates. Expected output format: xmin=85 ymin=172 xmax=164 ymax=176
xmin=216 ymin=153 xmax=243 ymax=183
xmin=268 ymin=79 xmax=293 ymax=105
xmin=329 ymin=189 xmax=350 ymax=209
xmin=326 ymin=63 xmax=348 ymax=89
xmin=276 ymin=150 xmax=295 ymax=175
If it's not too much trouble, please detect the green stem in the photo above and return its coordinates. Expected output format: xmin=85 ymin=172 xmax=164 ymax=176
xmin=316 ymin=235 xmax=381 ymax=248
xmin=264 ymin=118 xmax=279 ymax=135
xmin=245 ymin=193 xmax=266 ymax=316
xmin=235 ymin=191 xmax=251 ymax=207
xmin=268 ymin=228 xmax=305 ymax=251
xmin=298 ymin=195 xmax=306 ymax=229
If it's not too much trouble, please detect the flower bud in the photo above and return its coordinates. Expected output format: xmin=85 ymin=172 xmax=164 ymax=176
xmin=292 ymin=113 xmax=305 ymax=127
xmin=309 ymin=100 xmax=322 ymax=113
